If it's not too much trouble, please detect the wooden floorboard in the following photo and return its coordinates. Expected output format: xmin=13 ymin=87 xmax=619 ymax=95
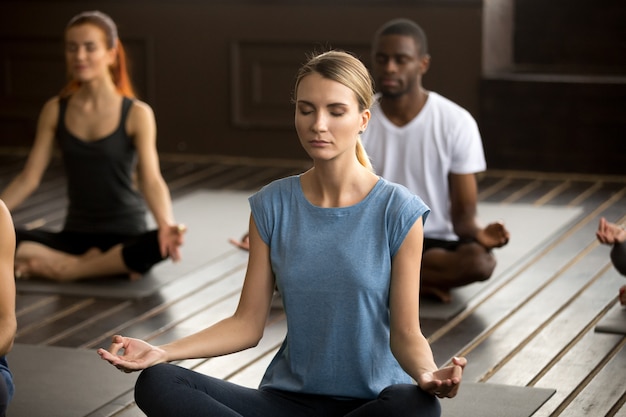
xmin=2 ymin=154 xmax=625 ymax=416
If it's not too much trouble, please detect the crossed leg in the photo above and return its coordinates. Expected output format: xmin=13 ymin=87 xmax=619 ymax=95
xmin=14 ymin=241 xmax=139 ymax=282
xmin=420 ymin=242 xmax=496 ymax=303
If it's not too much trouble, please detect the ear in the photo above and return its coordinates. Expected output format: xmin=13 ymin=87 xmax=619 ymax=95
xmin=419 ymin=54 xmax=431 ymax=76
xmin=360 ymin=109 xmax=371 ymax=133
xmin=106 ymin=45 xmax=118 ymax=67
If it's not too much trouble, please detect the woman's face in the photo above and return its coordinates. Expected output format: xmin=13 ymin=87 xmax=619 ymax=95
xmin=65 ymin=23 xmax=115 ymax=83
xmin=295 ymin=72 xmax=369 ymax=163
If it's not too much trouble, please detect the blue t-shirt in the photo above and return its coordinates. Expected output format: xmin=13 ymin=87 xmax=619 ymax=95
xmin=250 ymin=175 xmax=430 ymax=399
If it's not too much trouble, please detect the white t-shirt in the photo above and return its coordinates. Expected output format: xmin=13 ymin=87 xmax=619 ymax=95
xmin=362 ymin=92 xmax=486 ymax=240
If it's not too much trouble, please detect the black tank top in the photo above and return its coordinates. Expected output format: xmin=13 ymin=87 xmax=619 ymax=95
xmin=57 ymin=96 xmax=147 ymax=234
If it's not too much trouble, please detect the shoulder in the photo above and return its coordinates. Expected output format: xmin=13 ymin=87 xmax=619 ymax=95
xmin=40 ymin=96 xmax=61 ymax=116
xmin=427 ymin=92 xmax=479 ymax=137
xmin=377 ymin=178 xmax=429 ymax=212
xmin=0 ymin=200 xmax=14 ymax=243
xmin=128 ymin=99 xmax=155 ymax=121
xmin=0 ymin=200 xmax=11 ymax=223
xmin=249 ymin=176 xmax=299 ymax=223
xmin=377 ymin=177 xmax=415 ymax=197
xmin=428 ymin=92 xmax=473 ymax=118
xmin=37 ymin=96 xmax=61 ymax=127
xmin=126 ymin=98 xmax=156 ymax=138
xmin=254 ymin=176 xmax=297 ymax=199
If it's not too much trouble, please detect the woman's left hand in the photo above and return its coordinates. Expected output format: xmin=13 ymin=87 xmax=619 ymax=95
xmin=418 ymin=356 xmax=467 ymax=398
xmin=158 ymin=223 xmax=186 ymax=261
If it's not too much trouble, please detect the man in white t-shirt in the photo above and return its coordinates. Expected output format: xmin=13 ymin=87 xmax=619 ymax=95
xmin=362 ymin=18 xmax=510 ymax=303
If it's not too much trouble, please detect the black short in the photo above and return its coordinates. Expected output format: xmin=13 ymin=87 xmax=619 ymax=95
xmin=423 ymin=237 xmax=475 ymax=252
xmin=15 ymin=228 xmax=164 ymax=273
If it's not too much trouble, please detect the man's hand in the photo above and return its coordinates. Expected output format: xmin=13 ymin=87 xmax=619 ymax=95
xmin=476 ymin=221 xmax=510 ymax=249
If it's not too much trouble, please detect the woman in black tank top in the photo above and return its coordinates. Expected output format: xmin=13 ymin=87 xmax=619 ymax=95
xmin=0 ymin=11 xmax=185 ymax=282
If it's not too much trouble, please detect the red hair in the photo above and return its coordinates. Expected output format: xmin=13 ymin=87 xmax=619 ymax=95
xmin=59 ymin=11 xmax=136 ymax=98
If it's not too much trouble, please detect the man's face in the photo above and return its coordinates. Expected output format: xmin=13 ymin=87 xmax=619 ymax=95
xmin=371 ymin=34 xmax=428 ymax=99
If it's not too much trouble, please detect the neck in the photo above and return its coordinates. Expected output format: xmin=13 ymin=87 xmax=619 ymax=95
xmin=302 ymin=159 xmax=377 ymax=208
xmin=380 ymin=87 xmax=428 ymax=126
xmin=74 ymin=76 xmax=118 ymax=100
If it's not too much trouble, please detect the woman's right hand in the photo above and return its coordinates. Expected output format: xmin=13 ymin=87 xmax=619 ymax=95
xmin=97 ymin=334 xmax=167 ymax=373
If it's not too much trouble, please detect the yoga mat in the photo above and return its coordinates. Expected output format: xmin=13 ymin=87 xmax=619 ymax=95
xmin=595 ymin=303 xmax=626 ymax=335
xmin=7 ymin=343 xmax=138 ymax=417
xmin=441 ymin=382 xmax=555 ymax=417
xmin=16 ymin=190 xmax=253 ymax=299
xmin=420 ymin=203 xmax=584 ymax=320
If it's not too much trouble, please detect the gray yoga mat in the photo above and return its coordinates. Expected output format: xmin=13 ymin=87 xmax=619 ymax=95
xmin=441 ymin=382 xmax=556 ymax=417
xmin=7 ymin=343 xmax=138 ymax=417
xmin=420 ymin=203 xmax=584 ymax=320
xmin=595 ymin=303 xmax=626 ymax=335
xmin=15 ymin=190 xmax=253 ymax=299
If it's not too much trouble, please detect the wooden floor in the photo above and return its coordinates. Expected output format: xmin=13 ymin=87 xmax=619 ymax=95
xmin=2 ymin=153 xmax=626 ymax=417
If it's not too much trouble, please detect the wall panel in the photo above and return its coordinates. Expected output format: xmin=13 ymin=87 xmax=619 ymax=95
xmin=0 ymin=1 xmax=483 ymax=161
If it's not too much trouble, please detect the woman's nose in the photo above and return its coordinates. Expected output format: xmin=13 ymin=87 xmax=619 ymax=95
xmin=75 ymin=46 xmax=86 ymax=60
xmin=311 ymin=114 xmax=328 ymax=132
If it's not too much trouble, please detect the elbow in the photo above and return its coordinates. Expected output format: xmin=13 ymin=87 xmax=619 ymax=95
xmin=5 ymin=339 xmax=14 ymax=357
xmin=247 ymin=338 xmax=261 ymax=349
xmin=13 ymin=173 xmax=41 ymax=197
xmin=390 ymin=327 xmax=423 ymax=354
xmin=236 ymin=318 xmax=265 ymax=350
xmin=247 ymin=328 xmax=265 ymax=348
xmin=0 ymin=318 xmax=16 ymax=356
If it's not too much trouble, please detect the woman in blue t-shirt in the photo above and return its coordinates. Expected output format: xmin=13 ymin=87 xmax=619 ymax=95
xmin=0 ymin=200 xmax=17 ymax=416
xmin=99 ymin=50 xmax=466 ymax=417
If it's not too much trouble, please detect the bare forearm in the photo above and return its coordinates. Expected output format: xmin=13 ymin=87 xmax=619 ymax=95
xmin=160 ymin=315 xmax=264 ymax=362
xmin=0 ymin=174 xmax=40 ymax=212
xmin=391 ymin=331 xmax=438 ymax=381
xmin=140 ymin=177 xmax=175 ymax=228
xmin=453 ymin=217 xmax=481 ymax=240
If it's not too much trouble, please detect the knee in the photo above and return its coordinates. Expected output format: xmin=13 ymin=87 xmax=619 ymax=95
xmin=460 ymin=245 xmax=496 ymax=282
xmin=122 ymin=230 xmax=164 ymax=273
xmin=379 ymin=384 xmax=441 ymax=417
xmin=135 ymin=363 xmax=174 ymax=407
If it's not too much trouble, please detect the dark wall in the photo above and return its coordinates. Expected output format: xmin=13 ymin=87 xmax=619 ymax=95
xmin=0 ymin=0 xmax=482 ymax=161
xmin=479 ymin=0 xmax=626 ymax=176
xmin=514 ymin=0 xmax=626 ymax=74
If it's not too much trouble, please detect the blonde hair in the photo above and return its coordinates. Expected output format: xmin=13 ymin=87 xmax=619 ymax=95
xmin=294 ymin=50 xmax=374 ymax=171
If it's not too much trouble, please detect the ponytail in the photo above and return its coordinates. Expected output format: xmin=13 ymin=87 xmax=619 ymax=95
xmin=109 ymin=40 xmax=136 ymax=98
xmin=356 ymin=137 xmax=374 ymax=172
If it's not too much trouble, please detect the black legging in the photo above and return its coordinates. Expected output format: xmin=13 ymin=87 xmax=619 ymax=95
xmin=135 ymin=363 xmax=441 ymax=417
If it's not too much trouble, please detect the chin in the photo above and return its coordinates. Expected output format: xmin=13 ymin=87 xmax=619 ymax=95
xmin=380 ymin=90 xmax=405 ymax=99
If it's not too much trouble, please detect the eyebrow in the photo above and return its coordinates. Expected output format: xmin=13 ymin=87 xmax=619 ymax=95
xmin=65 ymin=40 xmax=97 ymax=45
xmin=297 ymin=100 xmax=349 ymax=108
xmin=375 ymin=51 xmax=413 ymax=59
